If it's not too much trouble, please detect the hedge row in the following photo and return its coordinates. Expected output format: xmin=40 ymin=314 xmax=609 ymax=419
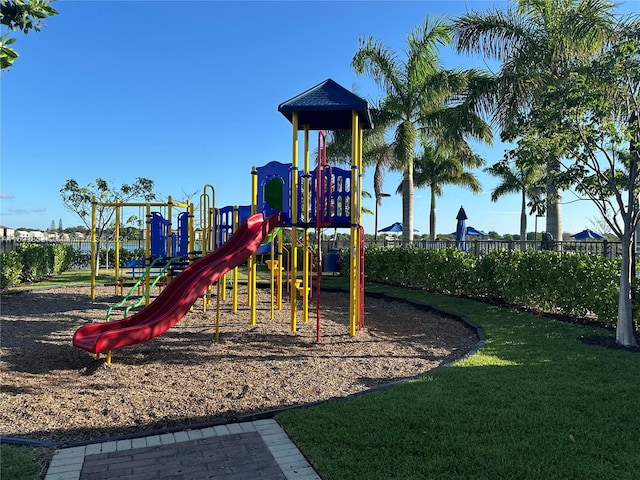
xmin=350 ymin=246 xmax=635 ymax=326
xmin=0 ymin=243 xmax=74 ymax=289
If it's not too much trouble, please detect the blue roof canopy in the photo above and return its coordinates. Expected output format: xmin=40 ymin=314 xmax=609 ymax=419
xmin=278 ymin=78 xmax=374 ymax=131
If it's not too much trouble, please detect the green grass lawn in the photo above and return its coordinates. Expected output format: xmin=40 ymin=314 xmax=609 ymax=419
xmin=278 ymin=281 xmax=640 ymax=480
xmin=0 ymin=445 xmax=51 ymax=480
xmin=3 ymin=272 xmax=638 ymax=479
xmin=9 ymin=269 xmax=116 ymax=290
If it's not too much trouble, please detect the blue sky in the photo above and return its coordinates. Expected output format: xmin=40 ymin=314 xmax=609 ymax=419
xmin=1 ymin=0 xmax=636 ymax=236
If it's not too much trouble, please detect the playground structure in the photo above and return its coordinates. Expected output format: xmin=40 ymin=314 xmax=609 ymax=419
xmin=89 ymin=196 xmax=193 ymax=303
xmin=75 ymin=78 xmax=372 ymax=361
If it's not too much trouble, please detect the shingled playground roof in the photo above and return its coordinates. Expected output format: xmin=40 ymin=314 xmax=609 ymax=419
xmin=278 ymin=78 xmax=373 ymax=131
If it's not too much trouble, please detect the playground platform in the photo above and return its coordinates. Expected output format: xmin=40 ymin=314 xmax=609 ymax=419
xmin=44 ymin=419 xmax=321 ymax=480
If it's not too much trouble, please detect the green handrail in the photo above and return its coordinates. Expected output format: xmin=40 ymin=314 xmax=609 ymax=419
xmin=106 ymin=257 xmax=183 ymax=321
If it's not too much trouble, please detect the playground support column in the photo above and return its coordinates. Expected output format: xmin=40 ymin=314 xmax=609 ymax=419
xmin=270 ymin=230 xmax=275 ymax=319
xmin=232 ymin=206 xmax=239 ymax=313
xmin=290 ymin=112 xmax=299 ymax=332
xmin=250 ymin=169 xmax=258 ymax=325
xmin=200 ymin=184 xmax=215 ymax=256
xmin=200 ymin=185 xmax=214 ymax=310
xmin=188 ymin=201 xmax=195 ymax=257
xmin=277 ymin=228 xmax=283 ymax=310
xmin=90 ymin=197 xmax=97 ymax=301
xmin=349 ymin=110 xmax=361 ymax=336
xmin=167 ymin=196 xmax=173 ymax=259
xmin=302 ymin=125 xmax=310 ymax=324
xmin=358 ymin=127 xmax=365 ymax=330
xmin=145 ymin=204 xmax=151 ymax=306
xmin=114 ymin=200 xmax=121 ymax=296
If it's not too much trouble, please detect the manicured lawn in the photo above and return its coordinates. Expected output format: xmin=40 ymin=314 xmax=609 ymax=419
xmin=0 ymin=444 xmax=50 ymax=480
xmin=278 ymin=281 xmax=640 ymax=480
xmin=10 ymin=269 xmax=115 ymax=290
xmin=3 ymin=272 xmax=637 ymax=479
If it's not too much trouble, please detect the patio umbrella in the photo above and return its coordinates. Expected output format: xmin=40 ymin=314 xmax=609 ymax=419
xmin=466 ymin=226 xmax=488 ymax=236
xmin=378 ymin=222 xmax=403 ymax=233
xmin=450 ymin=226 xmax=488 ymax=236
xmin=378 ymin=222 xmax=419 ymax=234
xmin=455 ymin=206 xmax=467 ymax=249
xmin=571 ymin=228 xmax=605 ymax=240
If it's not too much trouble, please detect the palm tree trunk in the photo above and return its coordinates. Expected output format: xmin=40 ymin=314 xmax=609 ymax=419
xmin=429 ymin=187 xmax=436 ymax=241
xmin=546 ymin=158 xmax=562 ymax=248
xmin=402 ymin=167 xmax=414 ymax=245
xmin=520 ymin=188 xmax=527 ymax=251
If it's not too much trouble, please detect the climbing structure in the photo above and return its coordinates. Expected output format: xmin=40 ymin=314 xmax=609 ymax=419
xmin=271 ymin=78 xmax=373 ymax=338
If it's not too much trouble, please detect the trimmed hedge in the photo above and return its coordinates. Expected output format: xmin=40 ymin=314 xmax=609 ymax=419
xmin=0 ymin=243 xmax=74 ymax=289
xmin=342 ymin=246 xmax=635 ymax=326
xmin=0 ymin=251 xmax=22 ymax=289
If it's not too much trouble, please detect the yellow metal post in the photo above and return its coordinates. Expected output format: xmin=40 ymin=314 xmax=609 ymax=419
xmin=114 ymin=199 xmax=120 ymax=296
xmin=277 ymin=229 xmax=283 ymax=310
xmin=167 ymin=196 xmax=173 ymax=259
xmin=250 ymin=167 xmax=258 ymax=324
xmin=90 ymin=197 xmax=97 ymax=301
xmin=270 ymin=233 xmax=275 ymax=319
xmin=290 ymin=112 xmax=299 ymax=332
xmin=216 ymin=281 xmax=221 ymax=341
xmin=186 ymin=200 xmax=193 ymax=257
xmin=145 ymin=204 xmax=151 ymax=306
xmin=349 ymin=111 xmax=360 ymax=336
xmin=232 ymin=206 xmax=239 ymax=313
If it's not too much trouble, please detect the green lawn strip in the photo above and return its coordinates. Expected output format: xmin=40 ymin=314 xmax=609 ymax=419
xmin=278 ymin=281 xmax=640 ymax=480
xmin=0 ymin=444 xmax=51 ymax=480
xmin=9 ymin=269 xmax=115 ymax=290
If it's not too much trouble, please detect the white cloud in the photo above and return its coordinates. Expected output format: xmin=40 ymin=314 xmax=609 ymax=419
xmin=7 ymin=207 xmax=29 ymax=215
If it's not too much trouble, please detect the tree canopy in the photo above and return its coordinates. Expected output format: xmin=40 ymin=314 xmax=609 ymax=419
xmin=0 ymin=0 xmax=58 ymax=70
xmin=352 ymin=17 xmax=492 ymax=244
xmin=60 ymin=177 xmax=156 ymax=243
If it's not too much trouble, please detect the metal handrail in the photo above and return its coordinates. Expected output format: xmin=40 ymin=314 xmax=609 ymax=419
xmin=106 ymin=256 xmax=183 ymax=321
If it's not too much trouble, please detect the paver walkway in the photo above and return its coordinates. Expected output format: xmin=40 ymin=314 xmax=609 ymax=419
xmin=44 ymin=419 xmax=321 ymax=480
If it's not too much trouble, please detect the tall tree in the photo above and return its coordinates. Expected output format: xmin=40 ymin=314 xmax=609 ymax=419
xmin=485 ymin=158 xmax=545 ymax=250
xmin=0 ymin=0 xmax=58 ymax=70
xmin=60 ymin=177 xmax=156 ymax=270
xmin=353 ymin=17 xmax=492 ymax=244
xmin=453 ymin=0 xmax=619 ymax=246
xmin=521 ymin=15 xmax=640 ymax=346
xmin=326 ymin=103 xmax=399 ymax=210
xmin=409 ymin=139 xmax=483 ymax=240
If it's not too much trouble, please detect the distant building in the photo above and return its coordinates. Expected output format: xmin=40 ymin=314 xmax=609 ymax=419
xmin=16 ymin=230 xmax=46 ymax=241
xmin=0 ymin=225 xmax=15 ymax=238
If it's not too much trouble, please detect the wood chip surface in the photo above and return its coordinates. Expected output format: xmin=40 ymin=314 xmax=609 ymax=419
xmin=1 ymin=284 xmax=478 ymax=443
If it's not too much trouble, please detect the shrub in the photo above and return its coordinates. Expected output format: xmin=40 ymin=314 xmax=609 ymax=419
xmin=359 ymin=246 xmax=634 ymax=327
xmin=1 ymin=243 xmax=75 ymax=288
xmin=0 ymin=252 xmax=22 ymax=289
xmin=16 ymin=243 xmax=50 ymax=283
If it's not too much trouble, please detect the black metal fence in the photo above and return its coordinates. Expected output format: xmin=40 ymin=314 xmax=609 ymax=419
xmin=1 ymin=237 xmax=629 ymax=265
xmin=341 ymin=237 xmax=627 ymax=261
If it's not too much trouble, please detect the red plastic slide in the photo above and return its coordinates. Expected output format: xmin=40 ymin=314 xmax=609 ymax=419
xmin=73 ymin=212 xmax=284 ymax=355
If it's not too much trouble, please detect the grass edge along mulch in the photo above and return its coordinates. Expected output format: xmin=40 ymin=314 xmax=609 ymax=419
xmin=278 ymin=282 xmax=640 ymax=480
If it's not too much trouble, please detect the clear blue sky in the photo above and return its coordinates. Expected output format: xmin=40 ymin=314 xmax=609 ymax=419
xmin=1 ymin=1 xmax=636 ymax=236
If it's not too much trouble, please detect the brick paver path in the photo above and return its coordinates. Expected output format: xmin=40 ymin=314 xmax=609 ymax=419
xmin=45 ymin=419 xmax=320 ymax=480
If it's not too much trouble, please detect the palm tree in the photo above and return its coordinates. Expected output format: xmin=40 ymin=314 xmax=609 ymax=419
xmin=408 ymin=139 xmax=483 ymax=240
xmin=352 ymin=17 xmax=493 ymax=244
xmin=326 ymin=103 xmax=399 ymax=209
xmin=452 ymin=0 xmax=619 ymax=246
xmin=485 ymin=159 xmax=545 ymax=250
